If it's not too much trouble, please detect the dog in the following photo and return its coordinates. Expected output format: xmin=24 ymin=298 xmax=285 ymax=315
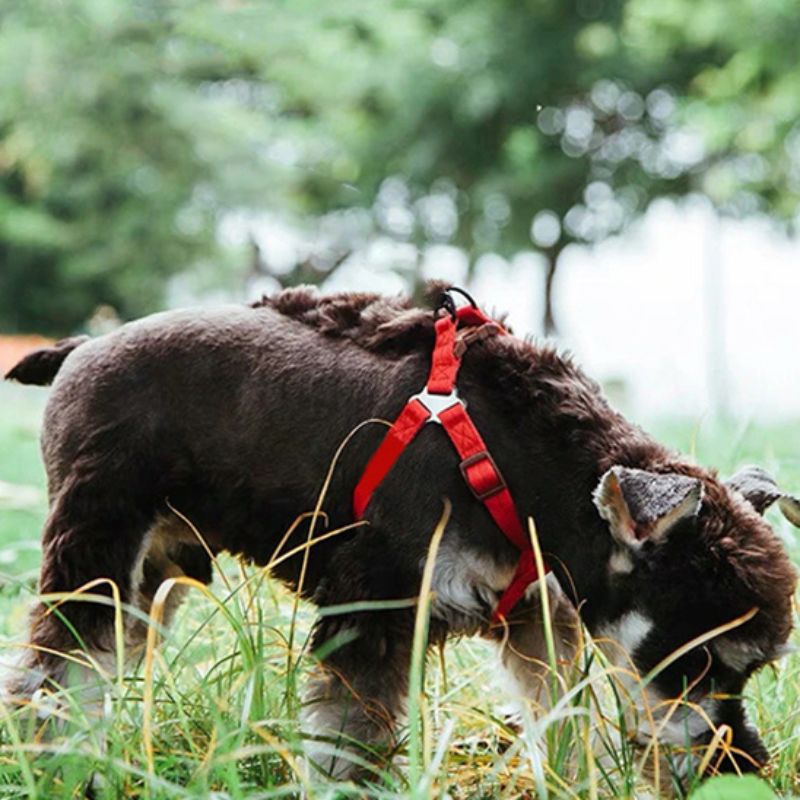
xmin=4 ymin=286 xmax=798 ymax=782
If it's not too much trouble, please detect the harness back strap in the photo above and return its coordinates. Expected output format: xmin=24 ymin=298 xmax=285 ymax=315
xmin=353 ymin=303 xmax=549 ymax=622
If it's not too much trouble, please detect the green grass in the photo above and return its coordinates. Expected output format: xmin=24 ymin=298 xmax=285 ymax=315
xmin=0 ymin=384 xmax=47 ymax=581
xmin=0 ymin=382 xmax=797 ymax=799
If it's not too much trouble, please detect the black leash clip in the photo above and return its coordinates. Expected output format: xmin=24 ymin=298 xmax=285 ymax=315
xmin=436 ymin=286 xmax=479 ymax=321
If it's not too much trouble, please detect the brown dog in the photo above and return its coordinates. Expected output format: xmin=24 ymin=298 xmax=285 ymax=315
xmin=5 ymin=286 xmax=798 ymax=781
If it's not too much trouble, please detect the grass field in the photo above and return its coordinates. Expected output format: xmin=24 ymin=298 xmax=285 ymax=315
xmin=0 ymin=381 xmax=798 ymax=799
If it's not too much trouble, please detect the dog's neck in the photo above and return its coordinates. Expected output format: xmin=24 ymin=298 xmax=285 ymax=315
xmin=502 ymin=400 xmax=677 ymax=633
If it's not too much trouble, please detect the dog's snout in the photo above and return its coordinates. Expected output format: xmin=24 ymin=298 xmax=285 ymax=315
xmin=714 ymin=723 xmax=768 ymax=774
xmin=698 ymin=701 xmax=768 ymax=775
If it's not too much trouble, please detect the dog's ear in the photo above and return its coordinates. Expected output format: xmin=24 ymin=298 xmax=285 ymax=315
xmin=593 ymin=467 xmax=703 ymax=547
xmin=725 ymin=465 xmax=800 ymax=527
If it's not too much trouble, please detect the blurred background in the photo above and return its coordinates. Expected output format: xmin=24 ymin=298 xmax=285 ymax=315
xmin=1 ymin=0 xmax=799 ymax=422
xmin=1 ymin=6 xmax=800 ymax=794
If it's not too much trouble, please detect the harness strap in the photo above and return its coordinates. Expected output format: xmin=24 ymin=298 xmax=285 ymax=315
xmin=352 ymin=398 xmax=431 ymax=519
xmin=493 ymin=549 xmax=541 ymax=621
xmin=354 ymin=314 xmax=469 ymax=520
xmin=427 ymin=315 xmax=461 ymax=394
xmin=352 ymin=300 xmax=548 ymax=621
xmin=437 ymin=403 xmax=527 ymax=551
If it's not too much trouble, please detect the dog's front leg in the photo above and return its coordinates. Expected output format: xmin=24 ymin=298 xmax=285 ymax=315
xmin=301 ymin=609 xmax=414 ymax=783
xmin=487 ymin=576 xmax=581 ymax=718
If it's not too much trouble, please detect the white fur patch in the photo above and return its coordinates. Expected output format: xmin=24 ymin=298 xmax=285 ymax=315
xmin=300 ymin=695 xmax=363 ymax=780
xmin=428 ymin=540 xmax=516 ymax=632
xmin=659 ymin=697 xmax=718 ymax=744
xmin=56 ymin=651 xmax=116 ymax=719
xmin=599 ymin=612 xmax=721 ymax=750
xmin=714 ymin=638 xmax=764 ymax=672
xmin=599 ymin=610 xmax=653 ymax=660
xmin=492 ymin=575 xmax=579 ymax=713
xmin=19 ymin=648 xmax=117 ymax=733
xmin=608 ymin=548 xmax=635 ymax=575
xmin=300 ymin=653 xmax=401 ymax=782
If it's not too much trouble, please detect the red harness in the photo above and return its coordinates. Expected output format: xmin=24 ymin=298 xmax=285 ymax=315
xmin=353 ymin=300 xmax=548 ymax=621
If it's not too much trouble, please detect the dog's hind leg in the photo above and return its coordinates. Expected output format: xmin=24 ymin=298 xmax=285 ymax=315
xmin=6 ymin=499 xmax=213 ymax=734
xmin=122 ymin=517 xmax=214 ymax=688
xmin=5 ymin=469 xmax=161 ymax=715
xmin=301 ymin=609 xmax=415 ymax=782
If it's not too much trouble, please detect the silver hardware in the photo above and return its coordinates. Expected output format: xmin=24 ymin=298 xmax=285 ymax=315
xmin=410 ymin=388 xmax=465 ymax=424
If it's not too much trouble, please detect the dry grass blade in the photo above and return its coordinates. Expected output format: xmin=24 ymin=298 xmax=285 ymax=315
xmin=408 ymin=498 xmax=450 ymax=797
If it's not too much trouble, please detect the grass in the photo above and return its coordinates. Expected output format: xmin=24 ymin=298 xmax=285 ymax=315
xmin=0 ymin=382 xmax=798 ymax=799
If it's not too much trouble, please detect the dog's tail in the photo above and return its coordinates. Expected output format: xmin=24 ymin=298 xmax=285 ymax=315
xmin=4 ymin=336 xmax=89 ymax=386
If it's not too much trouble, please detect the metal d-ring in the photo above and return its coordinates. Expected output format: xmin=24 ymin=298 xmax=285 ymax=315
xmin=447 ymin=286 xmax=479 ymax=309
xmin=436 ymin=285 xmax=479 ymax=321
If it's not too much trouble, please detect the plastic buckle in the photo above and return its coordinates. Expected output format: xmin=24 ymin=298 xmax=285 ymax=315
xmin=459 ymin=451 xmax=507 ymax=500
xmin=410 ymin=388 xmax=463 ymax=424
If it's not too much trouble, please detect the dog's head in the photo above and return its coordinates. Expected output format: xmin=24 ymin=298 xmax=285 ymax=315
xmin=592 ymin=464 xmax=797 ymax=775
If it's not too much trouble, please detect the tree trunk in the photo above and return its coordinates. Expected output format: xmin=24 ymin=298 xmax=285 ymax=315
xmin=542 ymin=246 xmax=562 ymax=337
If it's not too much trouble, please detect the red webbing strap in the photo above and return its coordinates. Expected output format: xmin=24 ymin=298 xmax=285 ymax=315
xmin=426 ymin=316 xmax=460 ymax=394
xmin=353 ymin=399 xmax=431 ymax=519
xmin=493 ymin=549 xmax=540 ymax=621
xmin=437 ymin=403 xmax=527 ymax=551
xmin=455 ymin=305 xmax=495 ymax=328
xmin=353 ymin=315 xmax=460 ymax=519
xmin=438 ymin=402 xmax=543 ymax=621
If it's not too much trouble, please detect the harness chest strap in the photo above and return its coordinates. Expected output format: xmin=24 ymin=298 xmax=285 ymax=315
xmin=353 ymin=308 xmax=550 ymax=622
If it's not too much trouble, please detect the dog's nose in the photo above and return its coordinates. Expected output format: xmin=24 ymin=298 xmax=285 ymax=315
xmin=719 ymin=730 xmax=767 ymax=774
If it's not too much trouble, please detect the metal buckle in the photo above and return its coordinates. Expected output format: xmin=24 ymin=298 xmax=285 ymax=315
xmin=410 ymin=388 xmax=464 ymax=424
xmin=459 ymin=451 xmax=507 ymax=500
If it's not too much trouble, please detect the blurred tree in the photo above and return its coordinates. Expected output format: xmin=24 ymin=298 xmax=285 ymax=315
xmin=203 ymin=0 xmax=799 ymax=333
xmin=0 ymin=0 xmax=290 ymax=334
xmin=624 ymin=0 xmax=800 ymax=218
xmin=1 ymin=0 xmax=798 ymax=335
xmin=0 ymin=1 xmax=206 ymax=333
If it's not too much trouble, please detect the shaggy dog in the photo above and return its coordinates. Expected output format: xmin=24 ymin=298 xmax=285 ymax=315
xmin=4 ymin=286 xmax=798 ymax=783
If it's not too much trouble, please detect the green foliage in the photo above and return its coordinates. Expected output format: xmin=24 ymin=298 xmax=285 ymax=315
xmin=689 ymin=774 xmax=777 ymax=800
xmin=625 ymin=0 xmax=800 ymax=218
xmin=0 ymin=2 xmax=206 ymax=332
xmin=1 ymin=0 xmax=799 ymax=334
xmin=0 ymin=0 xmax=292 ymax=334
xmin=0 ymin=385 xmax=47 ymax=576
